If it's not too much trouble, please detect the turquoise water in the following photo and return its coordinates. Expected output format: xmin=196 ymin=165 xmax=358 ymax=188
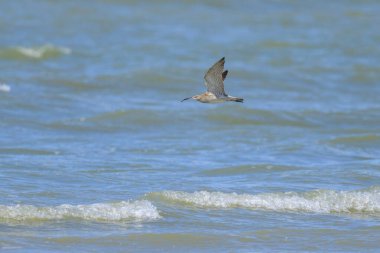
xmin=1 ymin=0 xmax=380 ymax=252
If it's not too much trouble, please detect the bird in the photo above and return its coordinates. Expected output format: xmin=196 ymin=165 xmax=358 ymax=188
xmin=181 ymin=57 xmax=244 ymax=103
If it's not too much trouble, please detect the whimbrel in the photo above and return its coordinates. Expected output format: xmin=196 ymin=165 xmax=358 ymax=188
xmin=181 ymin=57 xmax=243 ymax=103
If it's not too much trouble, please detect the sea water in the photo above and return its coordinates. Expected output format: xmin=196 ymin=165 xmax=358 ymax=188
xmin=1 ymin=0 xmax=380 ymax=252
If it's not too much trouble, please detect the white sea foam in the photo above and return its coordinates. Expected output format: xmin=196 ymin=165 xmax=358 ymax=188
xmin=15 ymin=44 xmax=71 ymax=59
xmin=0 ymin=83 xmax=11 ymax=93
xmin=0 ymin=200 xmax=160 ymax=222
xmin=157 ymin=187 xmax=380 ymax=214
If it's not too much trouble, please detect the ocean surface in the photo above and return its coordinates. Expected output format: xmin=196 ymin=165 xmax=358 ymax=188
xmin=1 ymin=0 xmax=380 ymax=252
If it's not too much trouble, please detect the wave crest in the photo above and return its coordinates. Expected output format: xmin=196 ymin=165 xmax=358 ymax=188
xmin=0 ymin=44 xmax=71 ymax=60
xmin=0 ymin=200 xmax=160 ymax=222
xmin=153 ymin=187 xmax=380 ymax=214
xmin=0 ymin=83 xmax=11 ymax=93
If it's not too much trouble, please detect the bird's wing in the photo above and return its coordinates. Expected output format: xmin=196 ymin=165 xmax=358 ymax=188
xmin=204 ymin=57 xmax=227 ymax=97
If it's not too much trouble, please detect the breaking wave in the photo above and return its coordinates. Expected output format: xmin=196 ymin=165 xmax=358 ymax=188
xmin=151 ymin=187 xmax=380 ymax=215
xmin=0 ymin=200 xmax=160 ymax=222
xmin=0 ymin=44 xmax=71 ymax=60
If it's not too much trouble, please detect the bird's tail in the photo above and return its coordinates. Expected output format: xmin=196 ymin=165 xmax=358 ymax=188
xmin=228 ymin=96 xmax=244 ymax=103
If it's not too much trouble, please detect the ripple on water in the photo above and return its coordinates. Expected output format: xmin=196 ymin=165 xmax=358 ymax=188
xmin=0 ymin=148 xmax=59 ymax=156
xmin=206 ymin=107 xmax=317 ymax=128
xmin=46 ymin=109 xmax=171 ymax=133
xmin=200 ymin=164 xmax=300 ymax=177
xmin=329 ymin=135 xmax=380 ymax=145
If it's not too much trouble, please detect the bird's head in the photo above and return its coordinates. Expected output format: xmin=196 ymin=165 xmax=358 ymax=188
xmin=181 ymin=95 xmax=200 ymax=102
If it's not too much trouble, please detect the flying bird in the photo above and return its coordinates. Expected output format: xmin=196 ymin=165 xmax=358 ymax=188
xmin=181 ymin=57 xmax=244 ymax=103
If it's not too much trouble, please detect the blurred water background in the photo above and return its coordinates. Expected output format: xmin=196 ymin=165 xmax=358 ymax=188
xmin=1 ymin=0 xmax=380 ymax=252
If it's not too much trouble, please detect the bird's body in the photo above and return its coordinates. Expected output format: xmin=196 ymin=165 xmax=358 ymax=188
xmin=181 ymin=57 xmax=244 ymax=103
xmin=192 ymin=92 xmax=243 ymax=103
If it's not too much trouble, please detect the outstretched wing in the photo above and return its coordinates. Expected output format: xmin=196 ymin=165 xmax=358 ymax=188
xmin=204 ymin=57 xmax=227 ymax=97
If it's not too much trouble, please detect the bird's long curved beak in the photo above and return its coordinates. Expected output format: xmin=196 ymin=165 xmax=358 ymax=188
xmin=181 ymin=97 xmax=191 ymax=102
